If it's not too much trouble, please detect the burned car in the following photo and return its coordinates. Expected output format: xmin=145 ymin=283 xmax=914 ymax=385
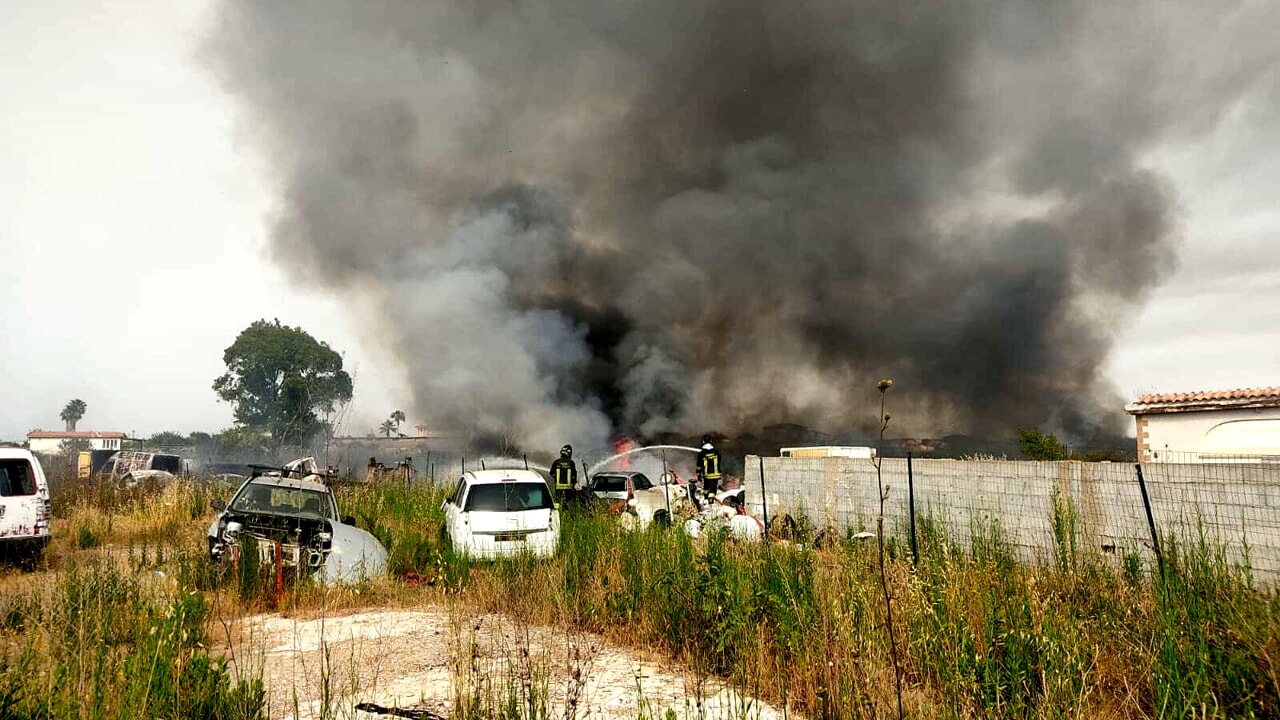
xmin=206 ymin=459 xmax=386 ymax=584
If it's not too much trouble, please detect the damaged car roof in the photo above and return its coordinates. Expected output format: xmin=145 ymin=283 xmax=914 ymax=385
xmin=246 ymin=475 xmax=330 ymax=493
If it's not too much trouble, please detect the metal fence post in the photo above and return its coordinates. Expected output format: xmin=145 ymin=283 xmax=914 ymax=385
xmin=1135 ymin=463 xmax=1165 ymax=582
xmin=759 ymin=456 xmax=770 ymax=543
xmin=907 ymin=453 xmax=918 ymax=567
xmin=661 ymin=450 xmax=672 ymax=521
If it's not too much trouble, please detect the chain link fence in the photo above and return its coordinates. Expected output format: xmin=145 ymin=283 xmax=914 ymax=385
xmin=744 ymin=454 xmax=1280 ymax=581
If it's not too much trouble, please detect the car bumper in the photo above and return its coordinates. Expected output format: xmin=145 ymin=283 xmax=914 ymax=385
xmin=456 ymin=531 xmax=558 ymax=559
xmin=0 ymin=535 xmax=50 ymax=557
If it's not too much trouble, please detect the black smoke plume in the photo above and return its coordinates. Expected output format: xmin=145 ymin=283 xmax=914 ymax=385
xmin=206 ymin=0 xmax=1277 ymax=450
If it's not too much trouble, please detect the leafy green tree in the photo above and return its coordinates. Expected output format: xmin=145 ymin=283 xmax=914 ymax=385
xmin=1019 ymin=429 xmax=1067 ymax=461
xmin=379 ymin=419 xmax=396 ymax=438
xmin=187 ymin=431 xmax=215 ymax=448
xmin=60 ymin=399 xmax=87 ymax=432
xmin=214 ymin=426 xmax=272 ymax=457
xmin=390 ymin=410 xmax=406 ymax=434
xmin=147 ymin=431 xmax=188 ymax=448
xmin=212 ymin=319 xmax=354 ymax=447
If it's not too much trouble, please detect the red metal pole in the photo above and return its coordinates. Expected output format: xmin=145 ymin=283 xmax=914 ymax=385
xmin=274 ymin=540 xmax=285 ymax=602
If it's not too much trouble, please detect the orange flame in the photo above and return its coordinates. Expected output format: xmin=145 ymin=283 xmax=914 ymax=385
xmin=612 ymin=436 xmax=636 ymax=470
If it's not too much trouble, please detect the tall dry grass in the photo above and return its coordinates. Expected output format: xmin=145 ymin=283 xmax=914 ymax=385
xmin=3 ymin=474 xmax=1276 ymax=719
xmin=342 ymin=481 xmax=1280 ymax=719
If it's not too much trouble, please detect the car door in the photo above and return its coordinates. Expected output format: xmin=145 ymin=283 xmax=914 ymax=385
xmin=444 ymin=477 xmax=467 ymax=539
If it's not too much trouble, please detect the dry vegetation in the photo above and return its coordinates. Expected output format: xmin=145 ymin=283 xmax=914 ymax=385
xmin=0 ymin=473 xmax=1275 ymax=719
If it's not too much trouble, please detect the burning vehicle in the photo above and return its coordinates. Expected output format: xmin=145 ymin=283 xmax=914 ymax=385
xmin=206 ymin=458 xmax=387 ymax=584
xmin=587 ymin=470 xmax=692 ymax=529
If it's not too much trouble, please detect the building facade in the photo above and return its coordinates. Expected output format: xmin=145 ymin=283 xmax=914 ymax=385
xmin=26 ymin=431 xmax=127 ymax=455
xmin=1125 ymin=387 xmax=1280 ymax=462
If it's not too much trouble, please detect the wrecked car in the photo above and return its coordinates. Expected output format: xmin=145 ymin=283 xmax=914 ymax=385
xmin=206 ymin=459 xmax=386 ymax=584
xmin=587 ymin=470 xmax=691 ymax=529
xmin=98 ymin=450 xmax=186 ymax=487
xmin=0 ymin=448 xmax=52 ymax=565
xmin=682 ymin=488 xmax=765 ymax=542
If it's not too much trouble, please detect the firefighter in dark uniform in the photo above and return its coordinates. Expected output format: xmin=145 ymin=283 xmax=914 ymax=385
xmin=696 ymin=435 xmax=722 ymax=506
xmin=549 ymin=444 xmax=578 ymax=500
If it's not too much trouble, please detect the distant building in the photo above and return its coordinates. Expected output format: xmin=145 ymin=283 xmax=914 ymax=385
xmin=26 ymin=430 xmax=126 ymax=455
xmin=1125 ymin=387 xmax=1280 ymax=462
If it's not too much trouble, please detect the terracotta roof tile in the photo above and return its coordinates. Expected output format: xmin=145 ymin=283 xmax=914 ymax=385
xmin=1136 ymin=386 xmax=1280 ymax=404
xmin=26 ymin=431 xmax=128 ymax=439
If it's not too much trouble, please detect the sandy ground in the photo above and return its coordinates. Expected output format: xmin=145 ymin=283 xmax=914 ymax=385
xmin=234 ymin=607 xmax=796 ymax=720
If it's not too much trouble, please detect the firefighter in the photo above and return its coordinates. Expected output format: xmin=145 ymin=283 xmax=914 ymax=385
xmin=696 ymin=435 xmax=722 ymax=506
xmin=549 ymin=444 xmax=578 ymax=499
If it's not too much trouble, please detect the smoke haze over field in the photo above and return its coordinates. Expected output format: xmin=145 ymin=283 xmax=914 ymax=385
xmin=206 ymin=0 xmax=1279 ymax=450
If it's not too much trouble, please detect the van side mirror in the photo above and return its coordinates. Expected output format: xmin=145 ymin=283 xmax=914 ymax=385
xmin=210 ymin=499 xmax=226 ymax=511
xmin=342 ymin=515 xmax=356 ymax=526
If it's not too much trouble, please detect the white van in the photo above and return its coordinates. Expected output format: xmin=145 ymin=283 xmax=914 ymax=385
xmin=0 ymin=448 xmax=52 ymax=564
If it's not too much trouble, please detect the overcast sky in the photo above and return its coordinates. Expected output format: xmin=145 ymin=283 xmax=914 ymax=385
xmin=1 ymin=0 xmax=1277 ymax=442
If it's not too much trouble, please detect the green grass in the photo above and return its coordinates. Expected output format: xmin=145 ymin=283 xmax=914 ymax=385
xmin=0 ymin=558 xmax=264 ymax=719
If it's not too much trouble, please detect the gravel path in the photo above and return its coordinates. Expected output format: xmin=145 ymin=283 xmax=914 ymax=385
xmin=236 ymin=608 xmax=795 ymax=720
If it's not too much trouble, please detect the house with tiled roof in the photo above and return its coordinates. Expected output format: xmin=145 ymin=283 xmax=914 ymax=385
xmin=26 ymin=430 xmax=126 ymax=455
xmin=1125 ymin=387 xmax=1280 ymax=462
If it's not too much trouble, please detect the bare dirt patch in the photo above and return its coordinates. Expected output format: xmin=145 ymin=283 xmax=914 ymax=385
xmin=236 ymin=607 xmax=795 ymax=720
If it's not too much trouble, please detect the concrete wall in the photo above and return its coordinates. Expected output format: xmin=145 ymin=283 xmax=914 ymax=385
xmin=744 ymin=456 xmax=1280 ymax=580
xmin=1139 ymin=406 xmax=1280 ymax=461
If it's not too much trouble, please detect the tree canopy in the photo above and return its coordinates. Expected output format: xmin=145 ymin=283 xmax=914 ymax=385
xmin=212 ymin=319 xmax=353 ymax=447
xmin=60 ymin=399 xmax=87 ymax=432
xmin=147 ymin=431 xmax=188 ymax=448
xmin=1019 ymin=429 xmax=1067 ymax=461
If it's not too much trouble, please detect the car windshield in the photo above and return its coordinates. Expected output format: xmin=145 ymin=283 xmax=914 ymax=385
xmin=465 ymin=482 xmax=554 ymax=512
xmin=230 ymin=481 xmax=333 ymax=518
xmin=592 ymin=475 xmax=628 ymax=492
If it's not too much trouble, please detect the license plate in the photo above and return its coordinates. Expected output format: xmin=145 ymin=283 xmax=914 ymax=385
xmin=494 ymin=532 xmax=525 ymax=542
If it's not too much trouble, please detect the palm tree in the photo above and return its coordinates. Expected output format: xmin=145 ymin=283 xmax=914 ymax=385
xmin=390 ymin=410 xmax=406 ymax=434
xmin=379 ymin=419 xmax=395 ymax=437
xmin=60 ymin=399 xmax=87 ymax=432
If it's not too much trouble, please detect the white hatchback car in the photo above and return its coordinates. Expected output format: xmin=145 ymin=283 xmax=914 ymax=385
xmin=441 ymin=470 xmax=560 ymax=559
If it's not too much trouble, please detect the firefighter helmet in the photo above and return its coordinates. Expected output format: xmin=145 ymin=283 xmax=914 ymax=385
xmin=560 ymin=444 xmax=573 ymax=459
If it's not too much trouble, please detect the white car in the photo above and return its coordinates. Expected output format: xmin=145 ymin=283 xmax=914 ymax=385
xmin=441 ymin=470 xmax=559 ymax=559
xmin=0 ymin=449 xmax=52 ymax=565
